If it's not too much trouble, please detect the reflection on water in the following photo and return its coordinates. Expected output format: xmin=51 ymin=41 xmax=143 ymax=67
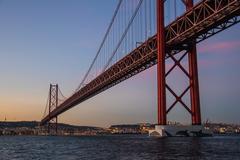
xmin=0 ymin=135 xmax=240 ymax=160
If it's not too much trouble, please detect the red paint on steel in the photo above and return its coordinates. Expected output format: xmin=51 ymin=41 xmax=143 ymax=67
xmin=157 ymin=0 xmax=166 ymax=125
xmin=47 ymin=84 xmax=58 ymax=135
xmin=186 ymin=0 xmax=201 ymax=125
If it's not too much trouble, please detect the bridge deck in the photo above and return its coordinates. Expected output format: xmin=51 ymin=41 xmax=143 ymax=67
xmin=41 ymin=0 xmax=240 ymax=125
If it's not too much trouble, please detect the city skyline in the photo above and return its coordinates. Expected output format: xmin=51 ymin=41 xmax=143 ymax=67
xmin=0 ymin=0 xmax=240 ymax=127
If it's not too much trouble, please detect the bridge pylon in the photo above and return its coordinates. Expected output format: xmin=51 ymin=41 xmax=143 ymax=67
xmin=157 ymin=0 xmax=201 ymax=126
xmin=47 ymin=84 xmax=59 ymax=135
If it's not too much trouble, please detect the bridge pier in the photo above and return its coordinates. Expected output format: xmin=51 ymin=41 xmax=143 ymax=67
xmin=149 ymin=125 xmax=212 ymax=137
xmin=47 ymin=117 xmax=58 ymax=135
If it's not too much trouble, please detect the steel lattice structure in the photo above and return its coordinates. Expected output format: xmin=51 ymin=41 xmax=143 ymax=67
xmin=41 ymin=0 xmax=240 ymax=126
xmin=47 ymin=84 xmax=58 ymax=134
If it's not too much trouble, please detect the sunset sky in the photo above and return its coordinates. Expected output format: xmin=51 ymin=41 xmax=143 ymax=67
xmin=0 ymin=0 xmax=239 ymax=127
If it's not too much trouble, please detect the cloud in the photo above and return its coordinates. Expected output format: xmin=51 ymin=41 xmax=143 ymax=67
xmin=199 ymin=40 xmax=240 ymax=53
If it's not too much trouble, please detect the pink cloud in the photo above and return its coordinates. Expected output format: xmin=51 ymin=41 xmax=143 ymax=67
xmin=198 ymin=56 xmax=239 ymax=68
xmin=198 ymin=59 xmax=220 ymax=67
xmin=199 ymin=41 xmax=240 ymax=53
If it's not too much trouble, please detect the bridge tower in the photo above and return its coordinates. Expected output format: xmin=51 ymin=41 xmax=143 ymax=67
xmin=157 ymin=0 xmax=201 ymax=126
xmin=47 ymin=84 xmax=59 ymax=135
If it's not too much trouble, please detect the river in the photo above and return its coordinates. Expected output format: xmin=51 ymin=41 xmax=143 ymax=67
xmin=0 ymin=135 xmax=240 ymax=160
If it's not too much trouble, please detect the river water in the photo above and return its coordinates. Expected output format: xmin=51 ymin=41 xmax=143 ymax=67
xmin=0 ymin=135 xmax=240 ymax=160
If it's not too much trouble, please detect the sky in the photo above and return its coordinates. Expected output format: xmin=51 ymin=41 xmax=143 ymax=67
xmin=0 ymin=0 xmax=239 ymax=127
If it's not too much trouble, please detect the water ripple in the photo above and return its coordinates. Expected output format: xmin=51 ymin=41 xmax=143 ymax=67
xmin=0 ymin=135 xmax=239 ymax=160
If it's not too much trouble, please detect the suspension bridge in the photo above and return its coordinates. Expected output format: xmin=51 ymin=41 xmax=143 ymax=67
xmin=40 ymin=0 xmax=240 ymax=135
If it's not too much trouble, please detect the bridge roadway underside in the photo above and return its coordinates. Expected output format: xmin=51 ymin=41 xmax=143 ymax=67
xmin=41 ymin=0 xmax=240 ymax=125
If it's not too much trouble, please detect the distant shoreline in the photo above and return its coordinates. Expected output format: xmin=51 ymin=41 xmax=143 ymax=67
xmin=0 ymin=121 xmax=240 ymax=136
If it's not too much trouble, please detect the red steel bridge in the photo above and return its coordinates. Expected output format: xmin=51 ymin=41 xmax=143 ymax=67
xmin=40 ymin=0 xmax=240 ymax=133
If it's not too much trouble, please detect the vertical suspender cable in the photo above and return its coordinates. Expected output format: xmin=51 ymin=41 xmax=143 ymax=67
xmin=76 ymin=0 xmax=123 ymax=92
xmin=102 ymin=0 xmax=143 ymax=72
